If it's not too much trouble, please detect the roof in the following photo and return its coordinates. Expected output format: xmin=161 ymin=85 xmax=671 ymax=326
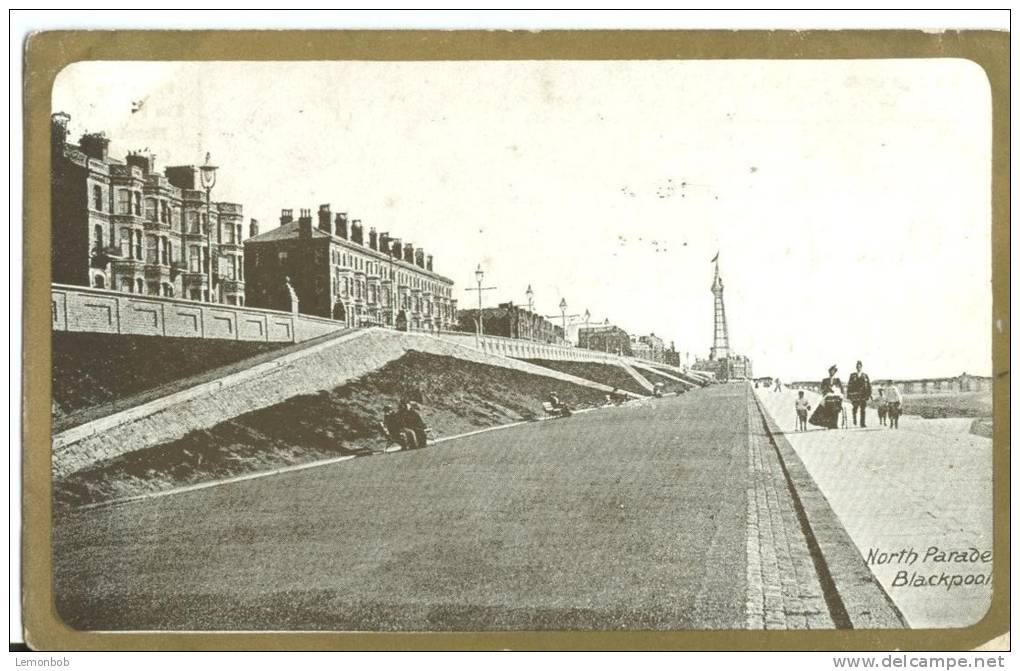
xmin=244 ymin=221 xmax=455 ymax=285
xmin=244 ymin=221 xmax=330 ymax=243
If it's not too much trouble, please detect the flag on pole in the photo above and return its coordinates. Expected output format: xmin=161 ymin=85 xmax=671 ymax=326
xmin=711 ymin=252 xmax=719 ymax=263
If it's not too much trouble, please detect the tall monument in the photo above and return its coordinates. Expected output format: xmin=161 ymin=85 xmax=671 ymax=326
xmin=709 ymin=253 xmax=729 ymax=361
xmin=693 ymin=252 xmax=753 ymax=381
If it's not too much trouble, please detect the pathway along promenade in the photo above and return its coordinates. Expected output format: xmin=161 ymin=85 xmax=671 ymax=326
xmin=54 ymin=384 xmax=897 ymax=631
xmin=754 ymin=387 xmax=993 ymax=628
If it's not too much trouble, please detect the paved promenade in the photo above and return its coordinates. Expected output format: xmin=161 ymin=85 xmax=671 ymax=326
xmin=54 ymin=385 xmax=838 ymax=631
xmin=754 ymin=388 xmax=993 ymax=628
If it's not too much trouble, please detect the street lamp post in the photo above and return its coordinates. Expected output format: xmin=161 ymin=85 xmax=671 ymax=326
xmin=199 ymin=153 xmax=218 ymax=303
xmin=465 ymin=264 xmax=496 ymax=348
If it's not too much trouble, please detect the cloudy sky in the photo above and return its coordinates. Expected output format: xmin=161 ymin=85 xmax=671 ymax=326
xmin=53 ymin=59 xmax=992 ymax=379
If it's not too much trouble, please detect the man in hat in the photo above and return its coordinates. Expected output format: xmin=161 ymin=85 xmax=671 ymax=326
xmin=846 ymin=360 xmax=873 ymax=428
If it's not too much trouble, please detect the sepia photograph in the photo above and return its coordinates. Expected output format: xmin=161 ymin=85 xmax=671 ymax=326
xmin=19 ymin=26 xmax=1007 ymax=651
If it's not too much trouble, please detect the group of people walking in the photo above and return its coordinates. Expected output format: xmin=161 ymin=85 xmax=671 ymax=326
xmin=795 ymin=360 xmax=903 ymax=431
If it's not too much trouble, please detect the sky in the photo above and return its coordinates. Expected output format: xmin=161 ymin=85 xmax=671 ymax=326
xmin=52 ymin=59 xmax=993 ymax=379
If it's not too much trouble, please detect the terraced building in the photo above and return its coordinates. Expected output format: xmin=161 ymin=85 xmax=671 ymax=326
xmin=244 ymin=206 xmax=457 ymax=331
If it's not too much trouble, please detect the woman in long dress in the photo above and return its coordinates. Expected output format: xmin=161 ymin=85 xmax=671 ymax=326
xmin=809 ymin=364 xmax=844 ymax=429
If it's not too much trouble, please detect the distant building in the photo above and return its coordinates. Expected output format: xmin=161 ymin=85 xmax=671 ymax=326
xmin=662 ymin=341 xmax=682 ymax=368
xmin=456 ymin=302 xmax=564 ymax=344
xmin=578 ymin=321 xmax=632 ymax=356
xmin=631 ymin=333 xmax=667 ymax=363
xmin=50 ymin=112 xmax=246 ymax=305
xmin=243 ymin=206 xmax=456 ymax=331
xmin=694 ymin=354 xmax=754 ymax=381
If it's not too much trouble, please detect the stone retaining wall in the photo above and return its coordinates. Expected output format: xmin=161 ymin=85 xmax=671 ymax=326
xmin=52 ymin=283 xmax=344 ymax=344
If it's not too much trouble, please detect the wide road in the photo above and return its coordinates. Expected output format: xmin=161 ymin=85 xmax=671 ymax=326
xmin=55 ymin=384 xmax=760 ymax=631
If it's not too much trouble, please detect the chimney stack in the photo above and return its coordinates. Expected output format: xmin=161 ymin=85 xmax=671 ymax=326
xmin=317 ymin=204 xmax=332 ymax=234
xmin=280 ymin=209 xmax=294 ymax=225
xmin=403 ymin=243 xmax=414 ymax=264
xmin=51 ymin=112 xmax=70 ymax=150
xmin=335 ymin=212 xmax=349 ymax=239
xmin=249 ymin=218 xmax=260 ymax=238
xmin=389 ymin=237 xmax=402 ymax=260
xmin=414 ymin=248 xmax=425 ymax=268
xmin=126 ymin=151 xmax=155 ymax=175
xmin=79 ymin=132 xmax=110 ymax=162
xmin=368 ymin=227 xmax=378 ymax=251
xmin=426 ymin=254 xmax=433 ymax=272
xmin=379 ymin=232 xmax=390 ymax=255
xmin=298 ymin=208 xmax=313 ymax=239
xmin=351 ymin=219 xmax=364 ymax=245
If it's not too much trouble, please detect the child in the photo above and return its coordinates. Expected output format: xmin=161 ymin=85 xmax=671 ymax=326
xmin=876 ymin=388 xmax=888 ymax=426
xmin=885 ymin=382 xmax=902 ymax=429
xmin=795 ymin=391 xmax=811 ymax=431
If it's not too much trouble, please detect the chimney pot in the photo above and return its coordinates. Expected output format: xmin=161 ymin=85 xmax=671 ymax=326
xmin=249 ymin=218 xmax=260 ymax=238
xmin=335 ymin=212 xmax=349 ymax=239
xmin=351 ymin=219 xmax=364 ymax=245
xmin=280 ymin=209 xmax=294 ymax=225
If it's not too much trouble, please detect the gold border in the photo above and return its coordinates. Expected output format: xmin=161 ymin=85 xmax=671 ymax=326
xmin=22 ymin=29 xmax=1010 ymax=651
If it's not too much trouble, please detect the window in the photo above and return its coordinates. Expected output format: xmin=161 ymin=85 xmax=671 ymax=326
xmin=136 ymin=278 xmax=144 ymax=293
xmin=162 ymin=238 xmax=171 ymax=265
xmin=93 ymin=274 xmax=105 ymax=289
xmin=278 ymin=251 xmax=288 ymax=262
xmin=188 ymin=211 xmax=199 ymax=233
xmin=93 ymin=224 xmax=103 ymax=251
xmin=134 ymin=232 xmax=142 ymax=260
xmin=92 ymin=185 xmax=103 ymax=211
xmin=121 ymin=228 xmax=132 ymax=257
xmin=239 ymin=296 xmax=244 ymax=306
xmin=145 ymin=197 xmax=157 ymax=222
xmin=190 ymin=245 xmax=202 ymax=272
xmin=134 ymin=192 xmax=142 ymax=215
xmin=226 ymin=255 xmax=237 ymax=280
xmin=163 ymin=283 xmax=173 ymax=297
xmin=118 ymin=189 xmax=132 ymax=214
xmin=147 ymin=235 xmax=159 ymax=264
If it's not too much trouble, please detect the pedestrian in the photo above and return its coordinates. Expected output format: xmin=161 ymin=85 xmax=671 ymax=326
xmin=846 ymin=360 xmax=873 ymax=428
xmin=395 ymin=400 xmax=429 ymax=449
xmin=795 ymin=391 xmax=811 ymax=431
xmin=774 ymin=378 xmax=782 ymax=392
xmin=884 ymin=382 xmax=903 ymax=429
xmin=809 ymin=365 xmax=844 ymax=430
xmin=380 ymin=405 xmax=401 ymax=442
xmin=548 ymin=391 xmax=572 ymax=416
xmin=876 ymin=388 xmax=888 ymax=426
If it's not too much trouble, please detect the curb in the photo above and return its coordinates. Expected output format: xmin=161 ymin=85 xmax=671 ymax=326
xmin=750 ymin=391 xmax=908 ymax=629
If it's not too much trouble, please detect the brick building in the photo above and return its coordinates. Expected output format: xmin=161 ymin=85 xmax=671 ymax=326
xmin=456 ymin=302 xmax=565 ymax=344
xmin=50 ymin=112 xmax=246 ymax=304
xmin=243 ymin=206 xmax=456 ymax=331
xmin=693 ymin=354 xmax=754 ymax=381
xmin=578 ymin=321 xmax=632 ymax=356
